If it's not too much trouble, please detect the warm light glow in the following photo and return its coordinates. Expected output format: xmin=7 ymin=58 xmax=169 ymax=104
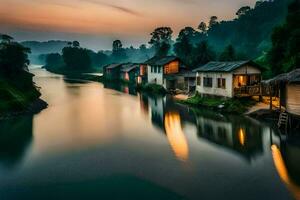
xmin=164 ymin=112 xmax=189 ymax=161
xmin=238 ymin=128 xmax=246 ymax=146
xmin=123 ymin=86 xmax=129 ymax=94
xmin=137 ymin=76 xmax=142 ymax=84
xmin=125 ymin=72 xmax=129 ymax=81
xmin=271 ymin=145 xmax=300 ymax=200
xmin=164 ymin=61 xmax=179 ymax=74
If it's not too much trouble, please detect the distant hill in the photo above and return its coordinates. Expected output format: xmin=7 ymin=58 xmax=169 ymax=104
xmin=21 ymin=40 xmax=69 ymax=65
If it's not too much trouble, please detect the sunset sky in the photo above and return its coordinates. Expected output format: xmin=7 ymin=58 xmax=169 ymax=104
xmin=0 ymin=0 xmax=256 ymax=50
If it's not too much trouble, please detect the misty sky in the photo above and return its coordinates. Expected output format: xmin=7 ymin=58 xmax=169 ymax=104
xmin=0 ymin=0 xmax=257 ymax=50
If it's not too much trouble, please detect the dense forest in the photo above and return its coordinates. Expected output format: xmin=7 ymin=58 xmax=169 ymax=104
xmin=0 ymin=34 xmax=43 ymax=112
xmin=41 ymin=0 xmax=297 ymax=78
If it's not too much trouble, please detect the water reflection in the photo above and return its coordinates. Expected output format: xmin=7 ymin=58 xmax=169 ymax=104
xmin=271 ymin=131 xmax=300 ymax=200
xmin=0 ymin=116 xmax=33 ymax=168
xmin=164 ymin=112 xmax=189 ymax=161
xmin=194 ymin=109 xmax=263 ymax=161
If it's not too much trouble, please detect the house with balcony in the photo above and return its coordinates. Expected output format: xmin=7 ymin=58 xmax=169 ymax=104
xmin=193 ymin=61 xmax=262 ymax=98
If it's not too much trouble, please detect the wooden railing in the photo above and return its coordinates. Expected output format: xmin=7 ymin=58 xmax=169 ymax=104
xmin=234 ymin=85 xmax=261 ymax=96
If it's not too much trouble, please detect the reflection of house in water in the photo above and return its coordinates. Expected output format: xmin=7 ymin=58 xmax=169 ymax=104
xmin=103 ymin=82 xmax=137 ymax=95
xmin=194 ymin=110 xmax=263 ymax=161
xmin=0 ymin=116 xmax=33 ymax=168
xmin=147 ymin=95 xmax=195 ymax=161
xmin=271 ymin=132 xmax=300 ymax=199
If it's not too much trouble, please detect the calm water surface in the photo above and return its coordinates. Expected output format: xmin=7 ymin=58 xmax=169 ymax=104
xmin=0 ymin=69 xmax=300 ymax=200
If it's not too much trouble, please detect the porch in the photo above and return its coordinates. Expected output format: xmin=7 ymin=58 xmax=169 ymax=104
xmin=233 ymin=74 xmax=262 ymax=97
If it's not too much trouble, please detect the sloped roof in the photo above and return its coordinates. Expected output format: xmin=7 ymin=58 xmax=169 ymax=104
xmin=144 ymin=56 xmax=179 ymax=66
xmin=120 ymin=63 xmax=139 ymax=73
xmin=105 ymin=63 xmax=122 ymax=70
xmin=266 ymin=68 xmax=300 ymax=85
xmin=193 ymin=61 xmax=260 ymax=72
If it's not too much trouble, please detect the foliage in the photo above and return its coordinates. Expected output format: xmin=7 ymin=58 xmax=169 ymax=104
xmin=62 ymin=41 xmax=91 ymax=70
xmin=138 ymin=83 xmax=167 ymax=95
xmin=267 ymin=0 xmax=300 ymax=76
xmin=0 ymin=38 xmax=31 ymax=75
xmin=219 ymin=45 xmax=236 ymax=61
xmin=45 ymin=53 xmax=64 ymax=68
xmin=181 ymin=93 xmax=256 ymax=114
xmin=149 ymin=27 xmax=173 ymax=57
xmin=111 ymin=40 xmax=127 ymax=62
xmin=192 ymin=41 xmax=216 ymax=67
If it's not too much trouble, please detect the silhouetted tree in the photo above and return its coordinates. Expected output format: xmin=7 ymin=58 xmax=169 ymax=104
xmin=219 ymin=45 xmax=236 ymax=61
xmin=45 ymin=53 xmax=64 ymax=68
xmin=209 ymin=16 xmax=218 ymax=29
xmin=198 ymin=22 xmax=207 ymax=34
xmin=0 ymin=34 xmax=14 ymax=44
xmin=236 ymin=6 xmax=251 ymax=18
xmin=268 ymin=0 xmax=300 ymax=75
xmin=149 ymin=27 xmax=173 ymax=57
xmin=111 ymin=40 xmax=127 ymax=62
xmin=62 ymin=46 xmax=91 ymax=70
xmin=72 ymin=41 xmax=80 ymax=48
xmin=192 ymin=41 xmax=216 ymax=67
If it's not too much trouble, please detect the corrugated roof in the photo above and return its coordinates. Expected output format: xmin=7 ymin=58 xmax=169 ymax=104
xmin=193 ymin=61 xmax=258 ymax=72
xmin=144 ymin=56 xmax=179 ymax=66
xmin=266 ymin=68 xmax=300 ymax=84
xmin=106 ymin=63 xmax=122 ymax=69
xmin=121 ymin=63 xmax=139 ymax=72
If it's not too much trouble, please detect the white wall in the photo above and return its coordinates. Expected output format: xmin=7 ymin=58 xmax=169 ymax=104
xmin=196 ymin=72 xmax=234 ymax=98
xmin=233 ymin=65 xmax=261 ymax=75
xmin=147 ymin=65 xmax=164 ymax=85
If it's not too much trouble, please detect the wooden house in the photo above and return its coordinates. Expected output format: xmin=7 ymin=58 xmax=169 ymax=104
xmin=103 ymin=63 xmax=122 ymax=80
xmin=267 ymin=69 xmax=300 ymax=119
xmin=120 ymin=63 xmax=140 ymax=83
xmin=193 ymin=61 xmax=262 ymax=98
xmin=145 ymin=56 xmax=187 ymax=90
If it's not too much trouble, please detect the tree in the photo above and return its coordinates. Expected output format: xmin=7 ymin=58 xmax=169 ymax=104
xmin=149 ymin=27 xmax=173 ymax=57
xmin=209 ymin=16 xmax=218 ymax=29
xmin=0 ymin=40 xmax=31 ymax=74
xmin=62 ymin=46 xmax=91 ymax=70
xmin=236 ymin=6 xmax=251 ymax=18
xmin=198 ymin=22 xmax=207 ymax=33
xmin=174 ymin=27 xmax=196 ymax=66
xmin=0 ymin=34 xmax=14 ymax=44
xmin=268 ymin=0 xmax=300 ymax=75
xmin=72 ymin=41 xmax=80 ymax=48
xmin=219 ymin=45 xmax=236 ymax=61
xmin=111 ymin=40 xmax=127 ymax=62
xmin=192 ymin=41 xmax=216 ymax=67
xmin=45 ymin=53 xmax=64 ymax=68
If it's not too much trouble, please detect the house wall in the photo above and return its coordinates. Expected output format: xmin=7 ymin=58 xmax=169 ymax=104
xmin=286 ymin=84 xmax=300 ymax=116
xmin=233 ymin=65 xmax=261 ymax=75
xmin=147 ymin=65 xmax=164 ymax=85
xmin=196 ymin=72 xmax=234 ymax=98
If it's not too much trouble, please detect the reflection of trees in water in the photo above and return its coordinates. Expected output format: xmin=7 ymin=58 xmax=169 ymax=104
xmin=194 ymin=109 xmax=264 ymax=161
xmin=0 ymin=116 xmax=33 ymax=168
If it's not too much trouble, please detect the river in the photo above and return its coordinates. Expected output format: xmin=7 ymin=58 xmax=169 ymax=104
xmin=0 ymin=68 xmax=299 ymax=200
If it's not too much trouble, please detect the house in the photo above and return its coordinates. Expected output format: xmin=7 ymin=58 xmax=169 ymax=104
xmin=145 ymin=56 xmax=187 ymax=90
xmin=103 ymin=63 xmax=122 ymax=80
xmin=137 ymin=64 xmax=148 ymax=85
xmin=266 ymin=69 xmax=300 ymax=127
xmin=120 ymin=63 xmax=139 ymax=83
xmin=193 ymin=61 xmax=262 ymax=98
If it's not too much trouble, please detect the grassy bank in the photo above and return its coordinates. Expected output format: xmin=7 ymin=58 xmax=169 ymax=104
xmin=179 ymin=93 xmax=256 ymax=114
xmin=0 ymin=79 xmax=43 ymax=113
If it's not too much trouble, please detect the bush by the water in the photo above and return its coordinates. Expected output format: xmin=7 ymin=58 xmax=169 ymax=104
xmin=182 ymin=93 xmax=256 ymax=114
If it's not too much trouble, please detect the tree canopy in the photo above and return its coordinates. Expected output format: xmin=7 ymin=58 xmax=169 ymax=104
xmin=149 ymin=27 xmax=173 ymax=57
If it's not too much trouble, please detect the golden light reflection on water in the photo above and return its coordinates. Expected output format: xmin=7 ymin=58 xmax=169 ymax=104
xmin=271 ymin=145 xmax=300 ymax=200
xmin=164 ymin=112 xmax=189 ymax=162
xmin=238 ymin=128 xmax=246 ymax=146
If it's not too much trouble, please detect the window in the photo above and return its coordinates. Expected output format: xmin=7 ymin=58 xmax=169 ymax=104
xmin=197 ymin=76 xmax=201 ymax=86
xmin=217 ymin=78 xmax=226 ymax=89
xmin=158 ymin=66 xmax=161 ymax=73
xmin=151 ymin=66 xmax=153 ymax=73
xmin=203 ymin=77 xmax=213 ymax=87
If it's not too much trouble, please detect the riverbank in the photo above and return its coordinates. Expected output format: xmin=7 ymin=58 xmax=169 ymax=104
xmin=0 ymin=77 xmax=48 ymax=120
xmin=178 ymin=93 xmax=257 ymax=114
